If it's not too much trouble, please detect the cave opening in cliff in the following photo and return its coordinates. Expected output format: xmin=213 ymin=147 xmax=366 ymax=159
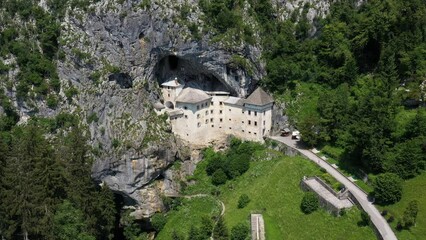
xmin=155 ymin=55 xmax=237 ymax=96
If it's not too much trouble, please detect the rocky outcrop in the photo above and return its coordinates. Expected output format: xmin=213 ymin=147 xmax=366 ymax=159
xmin=51 ymin=0 xmax=267 ymax=217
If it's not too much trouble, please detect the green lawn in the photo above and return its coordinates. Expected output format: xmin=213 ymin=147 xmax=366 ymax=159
xmin=164 ymin=149 xmax=376 ymax=239
xmin=379 ymin=173 xmax=426 ymax=240
xmin=156 ymin=196 xmax=221 ymax=239
xmin=220 ymin=155 xmax=375 ymax=240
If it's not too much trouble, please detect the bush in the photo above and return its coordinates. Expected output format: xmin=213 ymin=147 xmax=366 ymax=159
xmin=87 ymin=112 xmax=99 ymax=124
xmin=151 ymin=213 xmax=167 ymax=232
xmin=46 ymin=94 xmax=58 ymax=109
xmin=230 ymin=222 xmax=250 ymax=240
xmin=373 ymin=173 xmax=403 ymax=205
xmin=212 ymin=169 xmax=228 ymax=185
xmin=237 ymin=194 xmax=250 ymax=209
xmin=300 ymin=192 xmax=319 ymax=214
xmin=360 ymin=211 xmax=370 ymax=226
xmin=112 ymin=139 xmax=121 ymax=149
xmin=402 ymin=200 xmax=419 ymax=229
xmin=339 ymin=208 xmax=346 ymax=217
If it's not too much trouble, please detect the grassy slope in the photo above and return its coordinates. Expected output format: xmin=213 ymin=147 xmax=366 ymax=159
xmin=381 ymin=173 xmax=426 ymax=240
xmin=159 ymin=149 xmax=375 ymax=239
xmin=156 ymin=197 xmax=221 ymax=239
xmin=220 ymin=155 xmax=375 ymax=240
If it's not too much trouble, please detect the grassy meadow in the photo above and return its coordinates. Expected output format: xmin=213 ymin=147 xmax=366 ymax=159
xmin=157 ymin=148 xmax=376 ymax=239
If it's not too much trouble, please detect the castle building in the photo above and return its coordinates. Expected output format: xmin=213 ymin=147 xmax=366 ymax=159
xmin=157 ymin=78 xmax=274 ymax=144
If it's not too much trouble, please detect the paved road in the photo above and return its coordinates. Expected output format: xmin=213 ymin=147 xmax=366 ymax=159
xmin=270 ymin=136 xmax=398 ymax=240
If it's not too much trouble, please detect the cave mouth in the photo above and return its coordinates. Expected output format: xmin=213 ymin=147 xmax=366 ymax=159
xmin=154 ymin=55 xmax=236 ymax=96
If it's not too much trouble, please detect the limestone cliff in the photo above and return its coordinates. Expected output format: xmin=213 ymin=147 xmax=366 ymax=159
xmin=0 ymin=0 xmax=340 ymax=218
xmin=57 ymin=0 xmax=265 ymax=217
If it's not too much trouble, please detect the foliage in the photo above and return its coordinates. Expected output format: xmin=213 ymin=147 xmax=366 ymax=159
xmin=360 ymin=211 xmax=371 ymax=226
xmin=151 ymin=213 xmax=167 ymax=232
xmin=300 ymin=192 xmax=319 ymax=214
xmin=0 ymin=121 xmax=116 ymax=239
xmin=213 ymin=216 xmax=229 ymax=240
xmin=237 ymin=194 xmax=250 ymax=209
xmin=53 ymin=200 xmax=95 ymax=240
xmin=373 ymin=173 xmax=403 ymax=205
xmin=401 ymin=200 xmax=419 ymax=229
xmin=230 ymin=222 xmax=249 ymax=240
xmin=212 ymin=169 xmax=228 ymax=186
xmin=259 ymin=0 xmax=426 ymax=179
xmin=205 ymin=138 xmax=262 ymax=185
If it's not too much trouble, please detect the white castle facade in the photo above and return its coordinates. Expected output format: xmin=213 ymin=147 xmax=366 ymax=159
xmin=155 ymin=78 xmax=274 ymax=145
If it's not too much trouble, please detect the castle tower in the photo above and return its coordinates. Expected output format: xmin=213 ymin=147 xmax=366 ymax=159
xmin=161 ymin=77 xmax=184 ymax=109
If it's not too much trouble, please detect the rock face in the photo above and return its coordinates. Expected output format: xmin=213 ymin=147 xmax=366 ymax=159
xmin=0 ymin=0 xmax=339 ymax=218
xmin=54 ymin=0 xmax=265 ymax=217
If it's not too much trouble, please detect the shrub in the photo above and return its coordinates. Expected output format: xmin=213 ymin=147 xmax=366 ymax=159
xmin=230 ymin=222 xmax=250 ymax=240
xmin=212 ymin=169 xmax=228 ymax=185
xmin=46 ymin=94 xmax=58 ymax=109
xmin=87 ymin=112 xmax=99 ymax=124
xmin=402 ymin=200 xmax=419 ymax=229
xmin=339 ymin=208 xmax=346 ymax=217
xmin=300 ymin=192 xmax=319 ymax=214
xmin=360 ymin=211 xmax=370 ymax=226
xmin=112 ymin=139 xmax=121 ymax=149
xmin=237 ymin=194 xmax=250 ymax=209
xmin=151 ymin=213 xmax=167 ymax=232
xmin=373 ymin=173 xmax=403 ymax=205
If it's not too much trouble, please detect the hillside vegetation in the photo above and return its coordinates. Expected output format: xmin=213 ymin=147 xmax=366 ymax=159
xmin=158 ymin=144 xmax=375 ymax=239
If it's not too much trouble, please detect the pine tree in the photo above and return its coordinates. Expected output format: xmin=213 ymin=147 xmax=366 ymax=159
xmin=1 ymin=124 xmax=52 ymax=239
xmin=213 ymin=216 xmax=229 ymax=240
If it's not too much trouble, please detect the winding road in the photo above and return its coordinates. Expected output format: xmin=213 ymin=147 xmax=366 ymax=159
xmin=270 ymin=136 xmax=398 ymax=240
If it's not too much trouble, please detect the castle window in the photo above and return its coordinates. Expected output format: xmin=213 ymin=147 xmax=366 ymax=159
xmin=220 ymin=118 xmax=223 ymax=122
xmin=248 ymin=110 xmax=251 ymax=115
xmin=229 ymin=118 xmax=231 ymax=121
xmin=242 ymin=110 xmax=244 ymax=113
xmin=205 ymin=119 xmax=208 ymax=124
xmin=255 ymin=111 xmax=257 ymax=116
xmin=168 ymin=94 xmax=170 ymax=97
xmin=254 ymin=132 xmax=257 ymax=135
xmin=248 ymin=120 xmax=251 ymax=125
xmin=254 ymin=121 xmax=257 ymax=126
xmin=249 ymin=131 xmax=251 ymax=134
xmin=211 ymin=101 xmax=214 ymax=105
xmin=242 ymin=121 xmax=244 ymax=124
xmin=220 ymin=110 xmax=223 ymax=114
xmin=242 ymin=130 xmax=245 ymax=132
xmin=197 ymin=114 xmax=200 ymax=119
xmin=229 ymin=109 xmax=231 ymax=112
xmin=210 ymin=110 xmax=213 ymax=114
xmin=220 ymin=102 xmax=223 ymax=106
xmin=206 ymin=110 xmax=208 ymax=115
xmin=198 ymin=122 xmax=201 ymax=127
xmin=197 ymin=105 xmax=200 ymax=110
xmin=263 ymin=111 xmax=265 ymax=116
xmin=184 ymin=106 xmax=187 ymax=110
xmin=210 ymin=118 xmax=213 ymax=122
xmin=263 ymin=120 xmax=265 ymax=125
xmin=211 ymin=125 xmax=214 ymax=127
xmin=229 ymin=127 xmax=232 ymax=129
xmin=185 ymin=115 xmax=188 ymax=119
